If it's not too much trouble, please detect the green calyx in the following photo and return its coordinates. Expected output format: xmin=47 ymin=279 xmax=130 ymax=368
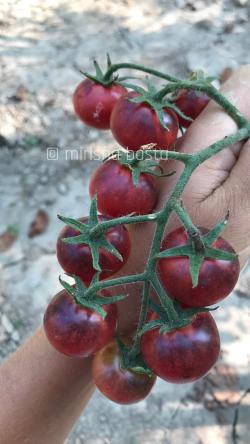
xmin=156 ymin=212 xmax=237 ymax=288
xmin=80 ymin=54 xmax=136 ymax=87
xmin=60 ymin=274 xmax=126 ymax=318
xmin=139 ymin=299 xmax=217 ymax=336
xmin=116 ymin=336 xmax=153 ymax=376
xmin=58 ymin=195 xmax=124 ymax=272
xmin=107 ymin=149 xmax=175 ymax=185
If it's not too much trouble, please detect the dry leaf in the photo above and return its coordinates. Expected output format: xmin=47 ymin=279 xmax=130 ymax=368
xmin=10 ymin=85 xmax=29 ymax=102
xmin=28 ymin=209 xmax=49 ymax=238
xmin=0 ymin=226 xmax=18 ymax=252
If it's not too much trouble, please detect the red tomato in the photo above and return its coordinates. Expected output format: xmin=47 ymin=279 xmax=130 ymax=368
xmin=141 ymin=312 xmax=220 ymax=383
xmin=73 ymin=79 xmax=127 ymax=129
xmin=157 ymin=226 xmax=240 ymax=307
xmin=174 ymin=89 xmax=210 ymax=128
xmin=44 ymin=290 xmax=117 ymax=357
xmin=57 ymin=216 xmax=130 ymax=286
xmin=89 ymin=159 xmax=158 ymax=217
xmin=110 ymin=92 xmax=179 ymax=151
xmin=92 ymin=339 xmax=156 ymax=404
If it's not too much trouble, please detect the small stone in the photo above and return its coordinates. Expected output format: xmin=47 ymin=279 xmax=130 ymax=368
xmin=2 ymin=314 xmax=14 ymax=334
xmin=58 ymin=183 xmax=68 ymax=194
xmin=40 ymin=175 xmax=49 ymax=184
xmin=99 ymin=415 xmax=106 ymax=423
xmin=11 ymin=330 xmax=20 ymax=342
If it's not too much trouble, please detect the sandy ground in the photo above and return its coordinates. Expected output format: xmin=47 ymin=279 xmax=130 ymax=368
xmin=0 ymin=0 xmax=250 ymax=443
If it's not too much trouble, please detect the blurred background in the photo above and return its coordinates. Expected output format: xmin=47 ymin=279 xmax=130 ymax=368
xmin=0 ymin=0 xmax=250 ymax=443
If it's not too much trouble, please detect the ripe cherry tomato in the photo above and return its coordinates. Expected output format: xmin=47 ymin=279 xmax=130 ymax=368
xmin=141 ymin=311 xmax=220 ymax=383
xmin=92 ymin=339 xmax=156 ymax=404
xmin=157 ymin=227 xmax=240 ymax=307
xmin=44 ymin=289 xmax=117 ymax=357
xmin=110 ymin=92 xmax=179 ymax=151
xmin=174 ymin=89 xmax=210 ymax=128
xmin=89 ymin=159 xmax=158 ymax=217
xmin=73 ymin=79 xmax=127 ymax=129
xmin=57 ymin=216 xmax=131 ymax=286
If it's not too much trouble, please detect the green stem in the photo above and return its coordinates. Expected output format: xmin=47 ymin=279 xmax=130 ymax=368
xmin=174 ymin=201 xmax=200 ymax=233
xmin=91 ymin=213 xmax=158 ymax=237
xmin=150 ymin=276 xmax=178 ymax=322
xmin=103 ymin=62 xmax=179 ymax=83
xmin=142 ymin=149 xmax=192 ymax=163
xmin=129 ymin=281 xmax=150 ymax=357
xmin=196 ymin=127 xmax=250 ymax=163
xmin=154 ymin=80 xmax=248 ymax=128
xmin=85 ymin=273 xmax=146 ymax=298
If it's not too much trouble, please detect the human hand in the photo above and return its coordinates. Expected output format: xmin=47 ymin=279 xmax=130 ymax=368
xmin=115 ymin=65 xmax=250 ymax=332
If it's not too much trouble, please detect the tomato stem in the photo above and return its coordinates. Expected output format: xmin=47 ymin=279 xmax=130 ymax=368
xmin=103 ymin=62 xmax=180 ymax=83
xmin=153 ymin=80 xmax=248 ymax=128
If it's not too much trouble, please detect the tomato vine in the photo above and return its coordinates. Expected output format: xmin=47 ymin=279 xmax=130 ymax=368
xmin=44 ymin=56 xmax=250 ymax=402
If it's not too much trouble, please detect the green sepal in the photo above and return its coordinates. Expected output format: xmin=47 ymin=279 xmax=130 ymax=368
xmin=138 ymin=319 xmax=163 ymax=336
xmin=94 ymin=294 xmax=126 ymax=305
xmin=79 ymin=58 xmax=118 ymax=87
xmin=164 ymin=100 xmax=193 ymax=123
xmin=148 ymin=299 xmax=169 ymax=318
xmin=89 ymin=242 xmax=102 ymax=271
xmin=159 ymin=318 xmax=191 ymax=333
xmin=57 ymin=214 xmax=87 ymax=232
xmin=58 ymin=196 xmax=124 ymax=273
xmin=205 ymin=246 xmax=237 ymax=261
xmin=88 ymin=194 xmax=99 ymax=227
xmin=189 ymin=254 xmax=203 ymax=287
xmin=93 ymin=60 xmax=104 ymax=79
xmin=95 ymin=236 xmax=123 ymax=262
xmin=156 ymin=245 xmax=191 ymax=259
xmin=59 ymin=274 xmax=127 ymax=319
xmin=106 ymin=53 xmax=112 ymax=69
xmin=203 ymin=212 xmax=229 ymax=245
xmin=59 ymin=275 xmax=76 ymax=297
xmin=62 ymin=234 xmax=89 ymax=245
xmin=108 ymin=149 xmax=174 ymax=187
xmin=116 ymin=336 xmax=153 ymax=376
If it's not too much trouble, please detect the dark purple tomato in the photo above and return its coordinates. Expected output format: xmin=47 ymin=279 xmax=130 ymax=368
xmin=89 ymin=159 xmax=158 ymax=217
xmin=157 ymin=226 xmax=240 ymax=307
xmin=92 ymin=339 xmax=156 ymax=404
xmin=174 ymin=89 xmax=210 ymax=128
xmin=110 ymin=92 xmax=179 ymax=151
xmin=141 ymin=312 xmax=220 ymax=383
xmin=73 ymin=79 xmax=127 ymax=129
xmin=57 ymin=216 xmax=131 ymax=286
xmin=44 ymin=289 xmax=117 ymax=357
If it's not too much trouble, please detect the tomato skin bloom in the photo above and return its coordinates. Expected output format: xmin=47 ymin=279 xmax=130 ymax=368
xmin=92 ymin=339 xmax=156 ymax=404
xmin=44 ymin=290 xmax=117 ymax=358
xmin=110 ymin=92 xmax=179 ymax=151
xmin=141 ymin=312 xmax=220 ymax=383
xmin=73 ymin=79 xmax=127 ymax=129
xmin=56 ymin=216 xmax=131 ymax=286
xmin=174 ymin=89 xmax=210 ymax=128
xmin=89 ymin=159 xmax=158 ymax=217
xmin=157 ymin=226 xmax=240 ymax=307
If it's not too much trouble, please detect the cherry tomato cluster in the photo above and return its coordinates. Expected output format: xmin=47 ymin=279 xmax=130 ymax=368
xmin=43 ymin=63 xmax=240 ymax=406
